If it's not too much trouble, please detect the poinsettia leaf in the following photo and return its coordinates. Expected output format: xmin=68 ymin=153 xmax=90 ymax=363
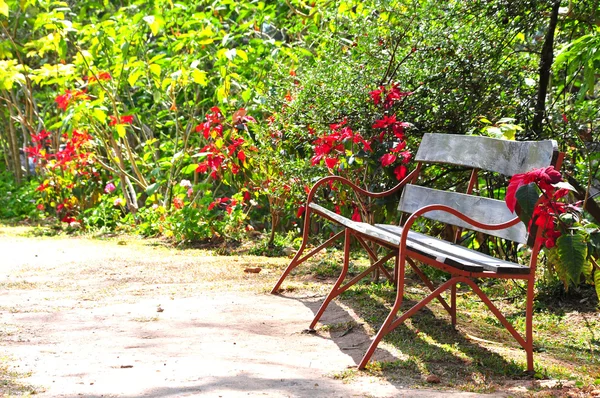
xmin=515 ymin=183 xmax=540 ymax=227
xmin=556 ymin=234 xmax=587 ymax=286
xmin=582 ymin=261 xmax=593 ymax=280
xmin=554 ymin=181 xmax=577 ymax=191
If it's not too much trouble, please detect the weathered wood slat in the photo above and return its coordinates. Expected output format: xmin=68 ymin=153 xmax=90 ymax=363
xmin=375 ymin=225 xmax=529 ymax=275
xmin=309 ymin=203 xmax=487 ymax=273
xmin=415 ymin=133 xmax=557 ymax=176
xmin=397 ymin=185 xmax=527 ymax=244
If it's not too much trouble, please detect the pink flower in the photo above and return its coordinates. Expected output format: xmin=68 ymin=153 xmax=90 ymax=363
xmin=104 ymin=182 xmax=116 ymax=194
xmin=179 ymin=179 xmax=192 ymax=188
xmin=187 ymin=188 xmax=194 ymax=198
xmin=113 ymin=198 xmax=124 ymax=206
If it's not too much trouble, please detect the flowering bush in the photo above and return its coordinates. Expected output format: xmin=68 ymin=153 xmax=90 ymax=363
xmin=309 ymin=84 xmax=413 ymax=182
xmin=506 ymin=166 xmax=600 ymax=299
xmin=25 ymin=129 xmax=104 ymax=225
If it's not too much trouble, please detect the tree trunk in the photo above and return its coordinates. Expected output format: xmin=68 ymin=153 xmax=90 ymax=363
xmin=532 ymin=1 xmax=561 ymax=138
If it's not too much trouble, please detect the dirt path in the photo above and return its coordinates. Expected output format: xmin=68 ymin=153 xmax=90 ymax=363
xmin=0 ymin=229 xmax=498 ymax=397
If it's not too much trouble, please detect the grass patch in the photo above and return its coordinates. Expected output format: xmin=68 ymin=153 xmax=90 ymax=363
xmin=309 ymin=266 xmax=600 ymax=393
xmin=0 ymin=355 xmax=39 ymax=396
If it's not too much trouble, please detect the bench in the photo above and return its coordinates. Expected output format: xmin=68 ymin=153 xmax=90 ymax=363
xmin=271 ymin=133 xmax=564 ymax=371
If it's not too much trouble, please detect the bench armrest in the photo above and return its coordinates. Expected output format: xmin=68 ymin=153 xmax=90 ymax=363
xmin=305 ymin=168 xmax=419 ymax=206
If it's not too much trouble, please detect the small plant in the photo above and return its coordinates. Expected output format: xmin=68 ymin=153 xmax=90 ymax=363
xmin=507 ymin=166 xmax=600 ymax=300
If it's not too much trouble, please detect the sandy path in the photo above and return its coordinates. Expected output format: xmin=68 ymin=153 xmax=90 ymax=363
xmin=0 ymin=230 xmax=495 ymax=397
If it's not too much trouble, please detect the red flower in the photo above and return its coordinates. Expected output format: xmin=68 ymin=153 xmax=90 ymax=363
xmin=237 ymin=150 xmax=246 ymax=163
xmin=243 ymin=191 xmax=251 ymax=202
xmin=31 ymin=130 xmax=51 ymax=143
xmin=88 ymin=72 xmax=112 ymax=83
xmin=55 ymin=89 xmax=88 ymax=111
xmin=384 ymin=84 xmax=412 ymax=108
xmin=329 ymin=118 xmax=348 ymax=131
xmin=297 ymin=205 xmax=306 ymax=218
xmin=61 ymin=216 xmax=77 ymax=224
xmin=173 ymin=197 xmax=184 ymax=210
xmin=351 ymin=206 xmax=361 ymax=222
xmin=196 ymin=162 xmax=208 ymax=173
xmin=369 ymin=86 xmax=385 ymax=105
xmin=506 ymin=166 xmax=563 ymax=212
xmin=380 ymin=153 xmax=397 ymax=167
xmin=109 ymin=115 xmax=134 ymax=126
xmin=325 ymin=157 xmax=339 ymax=169
xmin=393 ymin=165 xmax=407 ymax=180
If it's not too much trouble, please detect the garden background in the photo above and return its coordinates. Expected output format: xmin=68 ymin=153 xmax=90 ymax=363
xmin=1 ymin=0 xmax=600 ymax=319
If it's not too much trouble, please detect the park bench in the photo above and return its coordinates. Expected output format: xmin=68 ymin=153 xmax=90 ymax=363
xmin=271 ymin=133 xmax=564 ymax=371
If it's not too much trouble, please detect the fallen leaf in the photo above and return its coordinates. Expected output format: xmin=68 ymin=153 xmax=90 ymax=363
xmin=426 ymin=374 xmax=440 ymax=384
xmin=244 ymin=267 xmax=261 ymax=273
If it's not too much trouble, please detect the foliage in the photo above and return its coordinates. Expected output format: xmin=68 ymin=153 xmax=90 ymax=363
xmin=0 ymin=0 xmax=600 ymax=277
xmin=508 ymin=166 xmax=600 ymax=300
xmin=0 ymin=171 xmax=41 ymax=220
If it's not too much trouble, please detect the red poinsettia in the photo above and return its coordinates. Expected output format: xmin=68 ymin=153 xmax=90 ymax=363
xmin=505 ymin=166 xmax=562 ymax=213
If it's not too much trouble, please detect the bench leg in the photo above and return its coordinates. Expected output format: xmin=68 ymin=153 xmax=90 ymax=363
xmin=451 ymin=282 xmax=457 ymax=327
xmin=271 ymin=228 xmax=344 ymax=294
xmin=358 ymin=253 xmax=407 ymax=369
xmin=309 ymin=229 xmax=352 ymax=329
xmin=525 ymin=275 xmax=535 ymax=372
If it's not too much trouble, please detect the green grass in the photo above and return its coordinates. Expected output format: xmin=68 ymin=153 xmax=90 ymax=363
xmin=0 ymin=355 xmax=39 ymax=396
xmin=289 ymin=250 xmax=600 ymax=394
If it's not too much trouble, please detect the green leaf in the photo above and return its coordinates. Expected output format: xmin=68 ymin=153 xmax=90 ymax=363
xmin=515 ymin=183 xmax=540 ymax=227
xmin=145 ymin=183 xmax=160 ymax=196
xmin=191 ymin=69 xmax=207 ymax=86
xmin=0 ymin=0 xmax=8 ymax=17
xmin=181 ymin=164 xmax=197 ymax=174
xmin=93 ymin=108 xmax=107 ymax=123
xmin=556 ymin=234 xmax=587 ymax=285
xmin=241 ymin=88 xmax=252 ymax=102
xmin=582 ymin=261 xmax=593 ymax=280
xmin=150 ymin=64 xmax=161 ymax=78
xmin=143 ymin=15 xmax=162 ymax=36
xmin=502 ymin=128 xmax=516 ymax=141
xmin=595 ymin=270 xmax=600 ymax=301
xmin=236 ymin=49 xmax=248 ymax=62
xmin=483 ymin=126 xmax=502 ymax=137
xmin=128 ymin=70 xmax=144 ymax=87
xmin=116 ymin=124 xmax=127 ymax=138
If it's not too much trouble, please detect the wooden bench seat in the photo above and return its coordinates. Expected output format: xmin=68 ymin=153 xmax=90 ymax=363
xmin=311 ymin=202 xmax=529 ymax=274
xmin=271 ymin=133 xmax=564 ymax=372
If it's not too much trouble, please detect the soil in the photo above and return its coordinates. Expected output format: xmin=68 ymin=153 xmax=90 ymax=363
xmin=0 ymin=229 xmax=516 ymax=397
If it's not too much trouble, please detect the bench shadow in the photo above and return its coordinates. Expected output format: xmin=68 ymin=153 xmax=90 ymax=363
xmin=276 ymin=278 xmax=528 ymax=387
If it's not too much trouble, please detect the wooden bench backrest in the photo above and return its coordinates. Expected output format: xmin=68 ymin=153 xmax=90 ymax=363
xmin=398 ymin=134 xmax=559 ymax=244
